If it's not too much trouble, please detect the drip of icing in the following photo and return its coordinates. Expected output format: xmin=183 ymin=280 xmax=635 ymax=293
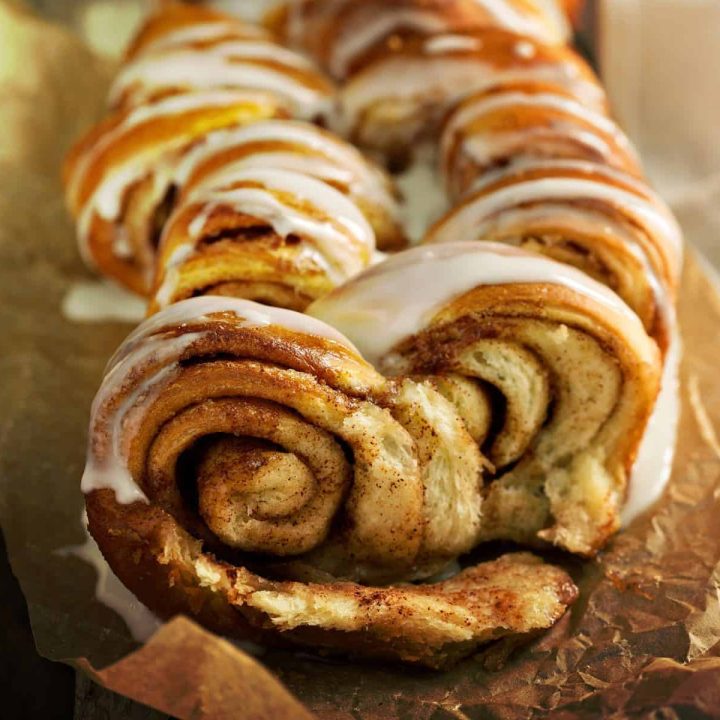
xmin=152 ymin=242 xmax=196 ymax=309
xmin=83 ymin=297 xmax=360 ymax=504
xmin=61 ymin=279 xmax=146 ymax=324
xmin=111 ymin=226 xmax=133 ymax=259
xmin=622 ymin=330 xmax=681 ymax=524
xmin=109 ymin=42 xmax=332 ymax=119
xmin=308 ymin=241 xmax=646 ymax=369
xmin=181 ymin=167 xmax=374 ymax=284
xmin=57 ymin=515 xmax=161 ymax=642
xmin=395 ymin=148 xmax=449 ymax=242
xmin=514 ymin=40 xmax=537 ymax=59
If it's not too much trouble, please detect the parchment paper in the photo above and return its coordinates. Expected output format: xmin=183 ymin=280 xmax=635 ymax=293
xmin=2 ymin=3 xmax=720 ymax=718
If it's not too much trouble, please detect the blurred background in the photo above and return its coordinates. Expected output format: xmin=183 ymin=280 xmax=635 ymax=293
xmin=21 ymin=0 xmax=720 ymax=268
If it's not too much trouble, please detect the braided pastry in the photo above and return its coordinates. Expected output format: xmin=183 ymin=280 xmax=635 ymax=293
xmin=64 ymin=2 xmax=404 ymax=299
xmin=67 ymin=0 xmax=683 ymax=668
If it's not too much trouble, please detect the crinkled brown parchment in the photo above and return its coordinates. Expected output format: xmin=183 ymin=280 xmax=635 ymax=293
xmin=1 ymin=3 xmax=720 ymax=718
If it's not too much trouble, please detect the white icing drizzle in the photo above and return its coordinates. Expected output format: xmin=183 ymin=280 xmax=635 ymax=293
xmin=58 ymin=515 xmax=161 ymax=642
xmin=622 ymin=330 xmax=680 ymax=524
xmin=83 ymin=297 xmax=359 ymax=504
xmin=308 ymin=241 xmax=644 ymax=369
xmin=152 ymin=242 xmax=196 ymax=310
xmin=119 ymin=295 xmax=359 ymax=359
xmin=339 ymin=43 xmax=606 ymax=136
xmin=111 ymin=227 xmax=134 ymax=259
xmin=122 ymin=88 xmax=272 ymax=128
xmin=109 ymin=41 xmax=333 ymax=119
xmin=514 ymin=40 xmax=537 ymax=59
xmin=169 ymin=167 xmax=374 ymax=289
xmin=175 ymin=120 xmax=399 ymax=216
xmin=419 ymin=33 xmax=483 ymax=55
xmin=441 ymin=89 xmax=638 ymax=171
xmin=73 ymin=89 xmax=276 ymax=263
xmin=427 ymin=172 xmax=684 ymax=262
xmin=472 ymin=158 xmax=659 ymax=200
xmin=395 ymin=147 xmax=449 ymax=242
xmin=61 ymin=279 xmax=146 ymax=324
xmin=137 ymin=21 xmax=268 ymax=56
xmin=83 ymin=336 xmax=191 ymax=504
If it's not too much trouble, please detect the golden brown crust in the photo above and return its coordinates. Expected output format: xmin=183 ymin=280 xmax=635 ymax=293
xmin=86 ymin=488 xmax=576 ymax=667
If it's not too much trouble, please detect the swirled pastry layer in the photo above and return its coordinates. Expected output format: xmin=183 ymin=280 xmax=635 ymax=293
xmin=149 ymin=168 xmax=376 ymax=312
xmin=440 ymin=81 xmax=641 ymax=199
xmin=309 ymin=242 xmax=662 ymax=555
xmin=82 ymin=296 xmax=576 ymax=665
